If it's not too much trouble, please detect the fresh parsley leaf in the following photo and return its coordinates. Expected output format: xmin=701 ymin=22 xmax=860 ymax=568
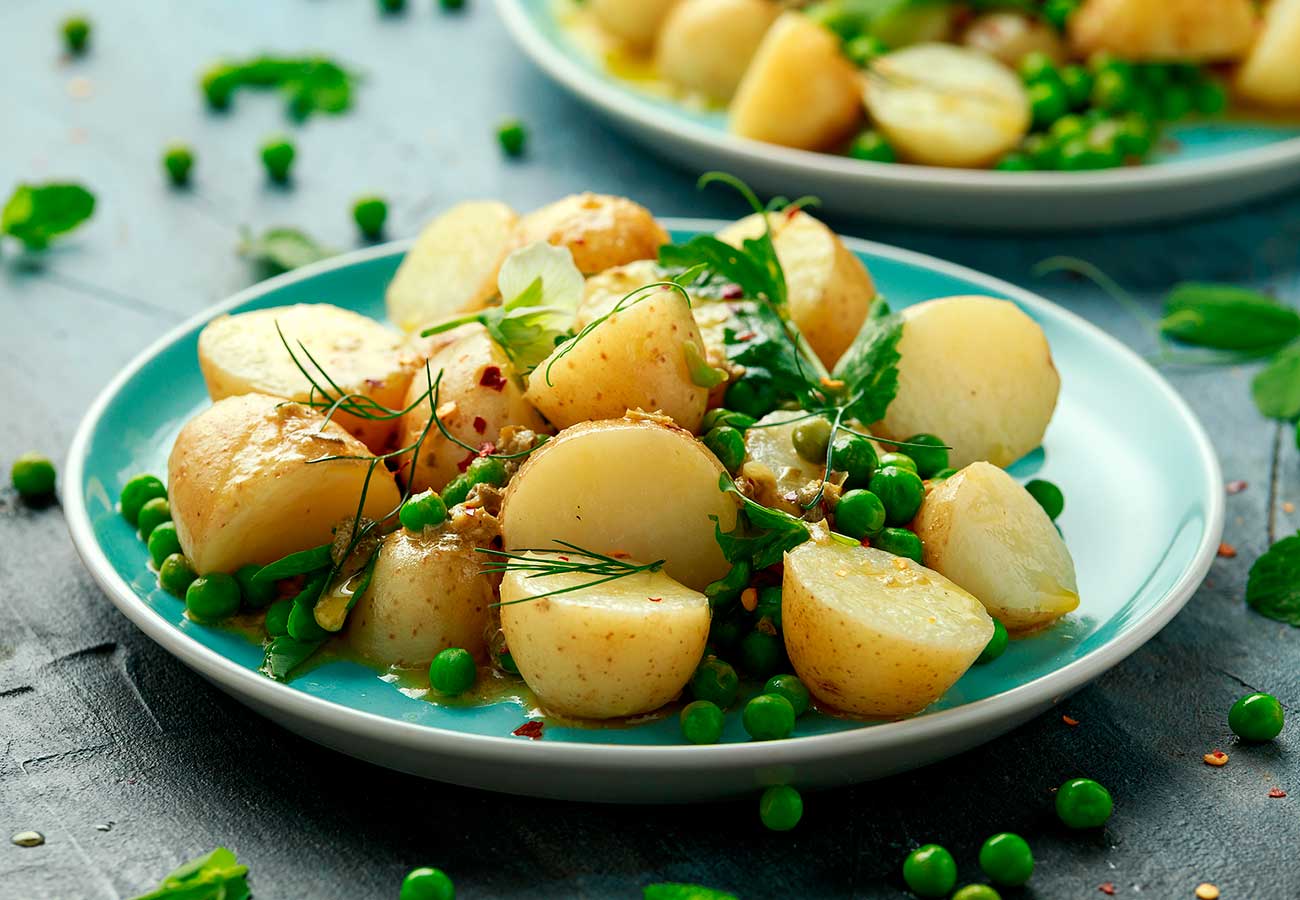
xmin=644 ymin=884 xmax=739 ymax=900
xmin=261 ymin=635 xmax=325 ymax=681
xmin=714 ymin=474 xmax=810 ymax=569
xmin=129 ymin=847 xmax=251 ymax=900
xmin=1161 ymin=282 xmax=1300 ymax=352
xmin=1246 ymin=533 xmax=1300 ymax=626
xmin=1251 ymin=344 xmax=1300 ymax=420
xmin=724 ymin=301 xmax=822 ymax=407
xmin=832 ymin=303 xmax=902 ymax=425
xmin=2 ymin=183 xmax=95 ymax=250
xmin=200 ymin=55 xmax=358 ymax=120
xmin=238 ymin=227 xmax=335 ymax=274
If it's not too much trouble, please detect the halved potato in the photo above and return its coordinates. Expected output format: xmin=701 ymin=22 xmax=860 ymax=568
xmin=501 ymin=416 xmax=739 ymax=590
xmin=397 ymin=328 xmax=550 ymax=494
xmin=656 ymin=0 xmax=780 ymax=101
xmin=198 ymin=303 xmax=415 ymax=452
xmin=525 ymin=288 xmax=710 ymax=431
xmin=963 ymin=11 xmax=1067 ymax=66
xmin=385 ymin=201 xmax=519 ymax=333
xmin=716 ymin=210 xmax=875 ymax=367
xmin=729 ymin=12 xmax=863 ymax=151
xmin=590 ymin=0 xmax=680 ymax=48
xmin=741 ymin=410 xmax=827 ymax=515
xmin=512 ymin=194 xmax=670 ymax=274
xmin=864 ymin=43 xmax=1029 ymax=168
xmin=1070 ymin=0 xmax=1256 ymax=62
xmin=500 ymin=551 xmax=710 ymax=718
xmin=913 ymin=462 xmax=1078 ymax=633
xmin=168 ymin=393 xmax=401 ymax=574
xmin=1236 ymin=0 xmax=1300 ymax=108
xmin=347 ymin=527 xmax=495 ymax=668
xmin=874 ymin=296 xmax=1059 ymax=469
xmin=783 ymin=538 xmax=993 ymax=717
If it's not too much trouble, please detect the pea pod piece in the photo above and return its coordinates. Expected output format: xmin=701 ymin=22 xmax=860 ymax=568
xmin=252 ymin=544 xmax=333 ymax=588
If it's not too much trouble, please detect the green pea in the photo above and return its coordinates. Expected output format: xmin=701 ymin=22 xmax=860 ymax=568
xmin=260 ymin=135 xmax=296 ymax=183
xmin=843 ymin=34 xmax=888 ymax=68
xmin=440 ymin=0 xmax=466 ymax=8
xmin=1060 ymin=65 xmax=1093 ymax=108
xmin=930 ymin=467 xmax=957 ymax=481
xmin=1018 ymin=52 xmax=1058 ymax=85
xmin=724 ymin=368 xmax=777 ymax=419
xmin=704 ymin=560 xmax=751 ymax=611
xmin=835 ymin=489 xmax=886 ymax=540
xmin=756 ymin=585 xmax=782 ymax=630
xmin=700 ymin=408 xmax=756 ymax=432
xmin=703 ymin=426 xmax=746 ymax=474
xmin=952 ymin=886 xmax=1001 ymax=900
xmin=1022 ymin=133 xmax=1059 ymax=170
xmin=792 ymin=416 xmax=832 ymax=463
xmin=1024 ymin=478 xmax=1064 ymax=519
xmin=158 ymin=553 xmax=197 ymax=597
xmin=1092 ymin=68 xmax=1133 ymax=111
xmin=497 ymin=119 xmax=527 ymax=157
xmin=265 ymin=598 xmax=292 ymax=637
xmin=758 ymin=784 xmax=802 ymax=831
xmin=1159 ymin=85 xmax=1192 ymax=121
xmin=62 ymin=16 xmax=91 ymax=55
xmin=352 ymin=195 xmax=387 ymax=240
xmin=430 ymin=647 xmax=476 ymax=696
xmin=147 ymin=522 xmax=182 ymax=569
xmin=1043 ymin=0 xmax=1076 ymax=30
xmin=120 ymin=474 xmax=167 ymax=526
xmin=288 ymin=602 xmax=328 ymax=642
xmin=201 ymin=66 xmax=236 ymax=110
xmin=136 ymin=498 xmax=172 ymax=541
xmin=896 ymin=434 xmax=946 ymax=477
xmin=185 ymin=574 xmax=241 ymax=623
xmin=739 ymin=630 xmax=784 ymax=679
xmin=830 ymin=432 xmax=877 ymax=489
xmin=680 ymin=700 xmax=724 ymax=745
xmin=868 ymin=467 xmax=924 ymax=525
xmin=877 ymin=452 xmax=916 ymax=473
xmin=11 ymin=453 xmax=56 ymax=499
xmin=440 ymin=474 xmax=473 ymax=509
xmin=1055 ymin=777 xmax=1114 ymax=829
xmin=1028 ymin=80 xmax=1069 ymax=130
xmin=378 ymin=0 xmax=406 ymax=12
xmin=1057 ymin=138 xmax=1102 ymax=171
xmin=1193 ymin=80 xmax=1228 ymax=116
xmin=1085 ymin=129 xmax=1124 ymax=169
xmin=743 ymin=693 xmax=795 ymax=741
xmin=979 ymin=833 xmax=1034 ymax=887
xmin=708 ymin=613 xmax=746 ymax=654
xmin=995 ymin=153 xmax=1034 ymax=172
xmin=1049 ymin=114 xmax=1087 ymax=145
xmin=230 ymin=564 xmax=272 ymax=610
xmin=162 ymin=143 xmax=195 ymax=187
xmin=902 ymin=844 xmax=957 ymax=898
xmin=1228 ymin=692 xmax=1285 ymax=742
xmin=468 ymin=456 xmax=507 ymax=488
xmin=873 ymin=527 xmax=923 ymax=563
xmin=691 ymin=658 xmax=739 ymax=707
xmin=399 ymin=866 xmax=455 ymax=900
xmin=848 ymin=129 xmax=896 ymax=163
xmin=498 ymin=650 xmax=519 ymax=675
xmin=977 ymin=619 xmax=1009 ymax=664
xmin=400 ymin=490 xmax=448 ymax=532
xmin=763 ymin=674 xmax=810 ymax=717
xmin=1116 ymin=114 xmax=1154 ymax=158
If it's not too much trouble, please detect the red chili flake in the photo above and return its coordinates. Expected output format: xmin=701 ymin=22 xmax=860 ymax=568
xmin=456 ymin=449 xmax=478 ymax=473
xmin=479 ymin=366 xmax=507 ymax=392
xmin=647 ymin=597 xmax=662 ymax=603
xmin=1062 ymin=715 xmax=1080 ymax=727
xmin=784 ymin=205 xmax=800 ymax=221
xmin=735 ymin=330 xmax=758 ymax=341
xmin=1226 ymin=480 xmax=1248 ymax=494
xmin=365 ymin=377 xmax=385 ymax=389
xmin=1269 ymin=788 xmax=1287 ymax=799
xmin=472 ymin=416 xmax=487 ymax=435
xmin=1098 ymin=884 xmax=1116 ymax=896
xmin=859 ymin=538 xmax=872 ymax=549
xmin=721 ymin=284 xmax=744 ymax=300
xmin=611 ymin=550 xmax=631 ymax=559
xmin=512 ymin=721 xmax=544 ymax=740
xmin=558 ymin=555 xmax=570 ymax=562
xmin=1218 ymin=542 xmax=1238 ymax=559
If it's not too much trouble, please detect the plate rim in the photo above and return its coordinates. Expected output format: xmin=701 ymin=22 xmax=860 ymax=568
xmin=496 ymin=0 xmax=1300 ymax=195
xmin=64 ymin=221 xmax=1225 ymax=773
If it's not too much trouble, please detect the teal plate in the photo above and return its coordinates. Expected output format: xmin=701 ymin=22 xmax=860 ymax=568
xmin=65 ymin=222 xmax=1223 ymax=802
xmin=498 ymin=0 xmax=1300 ymax=230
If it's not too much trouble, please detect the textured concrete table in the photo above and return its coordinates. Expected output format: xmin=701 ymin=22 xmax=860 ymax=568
xmin=2 ymin=2 xmax=1298 ymax=898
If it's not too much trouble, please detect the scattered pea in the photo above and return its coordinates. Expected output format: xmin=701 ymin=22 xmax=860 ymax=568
xmin=202 ymin=66 xmax=236 ymax=110
xmin=147 ymin=522 xmax=182 ymax=569
xmin=1159 ymin=85 xmax=1192 ymax=121
xmin=835 ymin=489 xmax=886 ymax=540
xmin=11 ymin=453 xmax=56 ymax=500
xmin=902 ymin=844 xmax=958 ymax=898
xmin=900 ymin=434 xmax=948 ymax=478
xmin=739 ymin=629 xmax=783 ymax=679
xmin=352 ymin=195 xmax=388 ymax=240
xmin=1091 ymin=67 xmax=1133 ymax=112
xmin=758 ymin=785 xmax=802 ymax=831
xmin=701 ymin=408 xmax=756 ymax=432
xmin=62 ymin=16 xmax=91 ymax=55
xmin=995 ymin=153 xmax=1034 ymax=172
xmin=829 ymin=431 xmax=877 ymax=489
xmin=136 ymin=497 xmax=171 ymax=541
xmin=1055 ymin=777 xmax=1114 ymax=829
xmin=1193 ymin=80 xmax=1228 ymax=116
xmin=763 ymin=674 xmax=810 ymax=717
xmin=260 ymin=135 xmax=296 ymax=183
xmin=466 ymin=455 xmax=507 ymax=488
xmin=430 ymin=647 xmax=476 ymax=696
xmin=877 ymin=451 xmax=916 ymax=473
xmin=1028 ymin=80 xmax=1069 ymax=130
xmin=234 ymin=565 xmax=275 ymax=609
xmin=378 ymin=0 xmax=406 ymax=12
xmin=158 ymin=553 xmax=197 ymax=597
xmin=162 ymin=143 xmax=195 ymax=186
xmin=265 ymin=598 xmax=293 ymax=637
xmin=400 ymin=490 xmax=448 ymax=532
xmin=792 ymin=416 xmax=832 ymax=463
xmin=1229 ymin=692 xmax=1285 ymax=742
xmin=400 ymin=866 xmax=455 ymax=900
xmin=873 ymin=527 xmax=923 ymax=563
xmin=977 ymin=619 xmax=1009 ymax=664
xmin=1024 ymin=478 xmax=1064 ymax=519
xmin=680 ymin=700 xmax=725 ymax=744
xmin=1022 ymin=133 xmax=1058 ymax=170
xmin=743 ymin=693 xmax=795 ymax=741
xmin=1060 ymin=65 xmax=1093 ymax=108
xmin=691 ymin=658 xmax=739 ymax=707
xmin=1018 ymin=52 xmax=1057 ymax=86
xmin=497 ymin=119 xmax=527 ymax=157
xmin=868 ymin=467 xmax=924 ymax=525
xmin=703 ymin=426 xmax=746 ymax=474
xmin=120 ymin=474 xmax=166 ymax=526
xmin=440 ymin=474 xmax=473 ymax=509
xmin=288 ymin=602 xmax=328 ymax=642
xmin=952 ymin=886 xmax=1001 ymax=900
xmin=979 ymin=833 xmax=1034 ymax=887
xmin=848 ymin=129 xmax=896 ymax=163
xmin=185 ymin=574 xmax=241 ymax=623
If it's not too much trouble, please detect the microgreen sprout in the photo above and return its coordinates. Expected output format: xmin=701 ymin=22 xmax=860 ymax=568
xmin=478 ymin=542 xmax=667 ymax=605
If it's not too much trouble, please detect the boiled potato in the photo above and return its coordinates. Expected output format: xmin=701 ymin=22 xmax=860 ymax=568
xmin=512 ymin=194 xmax=670 ymax=275
xmin=500 ymin=551 xmax=710 ymax=718
xmin=396 ymin=327 xmax=550 ymax=494
xmin=347 ymin=527 xmax=495 ymax=668
xmin=741 ymin=410 xmax=826 ymax=515
xmin=783 ymin=538 xmax=993 ymax=717
xmin=590 ymin=0 xmax=680 ymax=48
xmin=874 ymin=296 xmax=1059 ymax=469
xmin=525 ymin=288 xmax=710 ymax=431
xmin=962 ymin=11 xmax=1067 ymax=66
xmin=656 ymin=0 xmax=780 ymax=102
xmin=729 ymin=12 xmax=863 ymax=151
xmin=716 ymin=210 xmax=875 ymax=367
xmin=385 ymin=201 xmax=519 ymax=333
xmin=864 ymin=43 xmax=1029 ymax=168
xmin=198 ymin=303 xmax=416 ymax=453
xmin=914 ymin=462 xmax=1079 ymax=633
xmin=168 ymin=393 xmax=401 ymax=575
xmin=1236 ymin=0 xmax=1300 ymax=108
xmin=1069 ymin=0 xmax=1256 ymax=62
xmin=501 ymin=416 xmax=739 ymax=590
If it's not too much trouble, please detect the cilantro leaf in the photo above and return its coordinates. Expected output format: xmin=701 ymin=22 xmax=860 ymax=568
xmin=1251 ymin=344 xmax=1300 ymax=420
xmin=714 ymin=475 xmax=810 ymax=569
xmin=1161 ymin=282 xmax=1300 ymax=353
xmin=129 ymin=847 xmax=250 ymax=900
xmin=1246 ymin=533 xmax=1300 ymax=626
xmin=832 ymin=302 xmax=902 ymax=425
xmin=644 ymin=884 xmax=739 ymax=900
xmin=238 ymin=227 xmax=335 ymax=274
xmin=261 ymin=635 xmax=325 ymax=681
xmin=2 ymin=183 xmax=95 ymax=250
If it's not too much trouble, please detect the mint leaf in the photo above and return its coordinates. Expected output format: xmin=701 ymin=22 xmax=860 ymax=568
xmin=238 ymin=227 xmax=335 ymax=273
xmin=129 ymin=847 xmax=251 ymax=900
xmin=644 ymin=884 xmax=739 ymax=900
xmin=261 ymin=635 xmax=325 ymax=681
xmin=832 ymin=302 xmax=902 ymax=425
xmin=714 ymin=475 xmax=810 ymax=569
xmin=1246 ymin=533 xmax=1300 ymax=626
xmin=2 ymin=183 xmax=95 ymax=250
xmin=1251 ymin=345 xmax=1300 ymax=419
xmin=1161 ymin=282 xmax=1300 ymax=352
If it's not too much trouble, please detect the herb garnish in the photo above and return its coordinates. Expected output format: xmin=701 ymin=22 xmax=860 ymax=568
xmin=478 ymin=542 xmax=667 ymax=604
xmin=238 ymin=226 xmax=335 ymax=274
xmin=712 ymin=474 xmax=811 ymax=571
xmin=2 ymin=183 xmax=95 ymax=251
xmin=200 ymin=55 xmax=358 ymax=120
xmin=1246 ymin=533 xmax=1300 ymax=626
xmin=128 ymin=847 xmax=250 ymax=900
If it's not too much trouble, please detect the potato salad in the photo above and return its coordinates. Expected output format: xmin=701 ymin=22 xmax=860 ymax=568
xmin=125 ymin=181 xmax=1079 ymax=739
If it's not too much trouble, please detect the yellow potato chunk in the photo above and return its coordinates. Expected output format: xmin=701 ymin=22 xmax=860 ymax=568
xmin=512 ymin=194 xmax=670 ymax=274
xmin=168 ymin=393 xmax=401 ymax=575
xmin=1069 ymin=0 xmax=1257 ymax=62
xmin=590 ymin=0 xmax=680 ymax=48
xmin=500 ymin=552 xmax=710 ymax=718
xmin=874 ymin=296 xmax=1060 ymax=469
xmin=385 ymin=201 xmax=519 ymax=332
xmin=962 ymin=11 xmax=1067 ymax=66
xmin=729 ymin=12 xmax=863 ymax=151
xmin=502 ymin=416 xmax=739 ymax=590
xmin=656 ymin=0 xmax=780 ymax=101
xmin=914 ymin=462 xmax=1079 ymax=633
xmin=783 ymin=538 xmax=993 ymax=718
xmin=1236 ymin=0 xmax=1300 ymax=108
xmin=741 ymin=410 xmax=826 ymax=516
xmin=525 ymin=288 xmax=710 ymax=431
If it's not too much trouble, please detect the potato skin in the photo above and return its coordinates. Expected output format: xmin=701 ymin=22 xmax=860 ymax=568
xmin=500 ymin=552 xmax=710 ymax=718
xmin=656 ymin=0 xmax=780 ymax=101
xmin=913 ymin=462 xmax=1079 ymax=633
xmin=512 ymin=194 xmax=670 ymax=275
xmin=590 ymin=0 xmax=680 ymax=48
xmin=347 ymin=527 xmax=494 ymax=669
xmin=1236 ymin=0 xmax=1300 ymax=108
xmin=168 ymin=393 xmax=401 ymax=574
xmin=783 ymin=539 xmax=993 ymax=718
xmin=962 ymin=11 xmax=1067 ymax=66
xmin=1069 ymin=0 xmax=1257 ymax=62
xmin=875 ymin=296 xmax=1059 ymax=469
xmin=397 ymin=327 xmax=551 ymax=493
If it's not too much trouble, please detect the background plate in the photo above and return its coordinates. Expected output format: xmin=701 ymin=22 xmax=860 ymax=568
xmin=498 ymin=0 xmax=1300 ymax=230
xmin=65 ymin=221 xmax=1223 ymax=802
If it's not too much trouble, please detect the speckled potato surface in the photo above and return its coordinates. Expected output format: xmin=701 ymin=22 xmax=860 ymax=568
xmin=168 ymin=393 xmax=401 ymax=575
xmin=656 ymin=0 xmax=780 ymax=101
xmin=782 ymin=538 xmax=993 ymax=718
xmin=1069 ymin=0 xmax=1256 ymax=61
xmin=1236 ymin=0 xmax=1300 ymax=108
xmin=512 ymin=193 xmax=670 ymax=275
xmin=500 ymin=552 xmax=710 ymax=718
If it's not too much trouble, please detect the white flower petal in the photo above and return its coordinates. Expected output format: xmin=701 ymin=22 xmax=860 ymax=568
xmin=498 ymin=241 xmax=584 ymax=317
